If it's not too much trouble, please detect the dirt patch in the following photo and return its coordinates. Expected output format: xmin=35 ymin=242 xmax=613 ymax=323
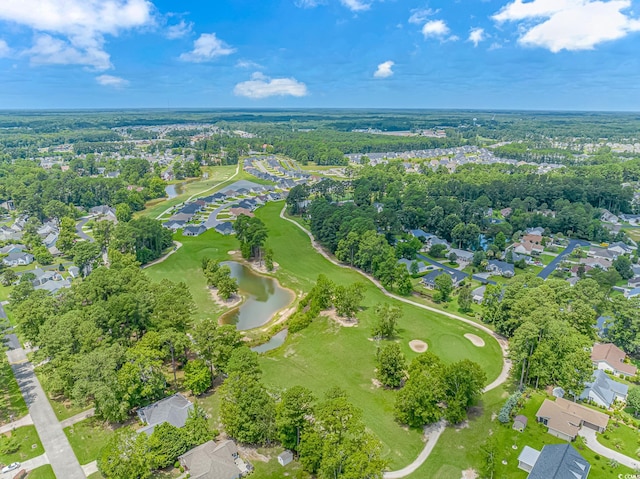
xmin=371 ymin=377 xmax=382 ymax=389
xmin=409 ymin=340 xmax=428 ymax=353
xmin=227 ymin=250 xmax=238 ymax=255
xmin=248 ymin=260 xmax=280 ymax=275
xmin=320 ymin=307 xmax=358 ymax=327
xmin=455 ymin=420 xmax=469 ymax=431
xmin=461 ymin=469 xmax=478 ymax=479
xmin=209 ymin=288 xmax=242 ymax=310
xmin=464 ymin=333 xmax=485 ymax=347
xmin=236 ymin=445 xmax=270 ymax=463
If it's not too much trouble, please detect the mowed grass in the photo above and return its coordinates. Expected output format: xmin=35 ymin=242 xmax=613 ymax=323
xmin=147 ymin=201 xmax=503 ymax=472
xmin=64 ymin=418 xmax=116 ymax=465
xmin=598 ymin=421 xmax=640 ymax=459
xmin=0 ymin=425 xmax=44 ymax=464
xmin=0 ymin=357 xmax=27 ymax=424
xmin=26 ymin=465 xmax=56 ymax=479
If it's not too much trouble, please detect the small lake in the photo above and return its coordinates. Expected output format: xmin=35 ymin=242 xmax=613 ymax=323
xmin=165 ymin=183 xmax=184 ymax=199
xmin=220 ymin=261 xmax=293 ymax=330
xmin=251 ymin=329 xmax=288 ymax=353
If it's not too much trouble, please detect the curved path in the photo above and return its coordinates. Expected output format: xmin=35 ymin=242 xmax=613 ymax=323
xmin=278 ymin=206 xmax=510 ymax=478
xmin=155 ymin=164 xmax=240 ymax=220
xmin=141 ymin=241 xmax=183 ymax=269
xmin=579 ymin=427 xmax=640 ymax=470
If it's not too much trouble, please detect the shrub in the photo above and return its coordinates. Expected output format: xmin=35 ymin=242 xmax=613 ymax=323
xmin=0 ymin=435 xmax=20 ymax=455
xmin=498 ymin=392 xmax=521 ymax=424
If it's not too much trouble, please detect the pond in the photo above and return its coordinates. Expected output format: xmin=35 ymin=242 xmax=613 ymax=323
xmin=220 ymin=261 xmax=293 ymax=330
xmin=251 ymin=329 xmax=288 ymax=354
xmin=165 ymin=183 xmax=184 ymax=199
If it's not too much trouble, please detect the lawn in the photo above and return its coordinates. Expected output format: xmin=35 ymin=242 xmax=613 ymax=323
xmin=146 ymin=201 xmax=504 ymax=471
xmin=0 ymin=357 xmax=27 ymax=425
xmin=539 ymin=254 xmax=556 ymax=265
xmin=411 ymin=389 xmax=634 ymax=479
xmin=598 ymin=420 xmax=640 ymax=459
xmin=0 ymin=425 xmax=44 ymax=464
xmin=26 ymin=465 xmax=56 ymax=479
xmin=64 ymin=417 xmax=116 ymax=465
xmin=251 ymin=448 xmax=310 ymax=478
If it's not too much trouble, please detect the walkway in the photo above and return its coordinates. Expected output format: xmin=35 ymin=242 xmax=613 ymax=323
xmin=579 ymin=427 xmax=640 ymax=470
xmin=60 ymin=408 xmax=95 ymax=429
xmin=82 ymin=461 xmax=98 ymax=476
xmin=278 ymin=206 xmax=510 ymax=478
xmin=141 ymin=242 xmax=182 ymax=269
xmin=2 ymin=305 xmax=85 ymax=479
xmin=0 ymin=415 xmax=33 ymax=434
xmin=537 ymin=239 xmax=590 ymax=279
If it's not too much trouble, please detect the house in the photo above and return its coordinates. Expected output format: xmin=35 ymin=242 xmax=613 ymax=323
xmin=512 ymin=242 xmax=543 ymax=255
xmin=628 ymin=277 xmax=640 ymax=289
xmin=398 ymin=259 xmax=429 ymax=274
xmin=523 ymin=234 xmax=543 ymax=245
xmin=626 ymin=287 xmax=640 ymax=298
xmin=35 ymin=278 xmax=71 ymax=294
xmin=178 ymin=440 xmax=252 ymax=479
xmin=0 ymin=226 xmax=22 ymax=242
xmin=421 ymin=269 xmax=466 ymax=290
xmin=215 ymin=222 xmax=235 ymax=235
xmin=409 ymin=229 xmax=431 ymax=240
xmin=169 ymin=213 xmax=194 ymax=223
xmin=229 ymin=207 xmax=254 ymax=219
xmin=487 ymin=259 xmax=515 ymax=277
xmin=512 ymin=252 xmax=534 ymax=264
xmin=43 ymin=233 xmax=58 ymax=249
xmin=535 ymin=397 xmax=609 ymax=441
xmin=3 ymin=251 xmax=34 ymax=267
xmin=594 ymin=316 xmax=611 ymax=339
xmin=513 ymin=415 xmax=527 ymax=432
xmin=579 ymin=369 xmax=628 ymax=408
xmin=448 ymin=249 xmax=474 ymax=264
xmin=278 ymin=450 xmax=294 ymax=466
xmin=179 ymin=203 xmax=203 ymax=215
xmin=591 ymin=342 xmax=637 ymax=377
xmin=521 ymin=444 xmax=590 ymax=479
xmin=525 ymin=227 xmax=545 ymax=236
xmin=68 ymin=266 xmax=80 ymax=279
xmin=28 ymin=268 xmax=62 ymax=286
xmin=183 ymin=224 xmax=207 ymax=237
xmin=589 ymin=247 xmax=616 ymax=260
xmin=500 ymin=207 xmax=512 ymax=217
xmin=579 ymin=257 xmax=612 ymax=270
xmin=517 ymin=445 xmax=540 ymax=473
xmin=608 ymin=241 xmax=634 ymax=255
xmin=163 ymin=220 xmax=186 ymax=231
xmin=601 ymin=209 xmax=619 ymax=224
xmin=472 ymin=285 xmax=486 ymax=304
xmin=137 ymin=394 xmax=194 ymax=435
xmin=90 ymin=205 xmax=116 ymax=217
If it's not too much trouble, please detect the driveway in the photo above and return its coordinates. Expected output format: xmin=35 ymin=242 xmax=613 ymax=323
xmin=2 ymin=453 xmax=49 ymax=479
xmin=537 ymin=239 xmax=590 ymax=279
xmin=3 ymin=305 xmax=85 ymax=479
xmin=417 ymin=254 xmax=497 ymax=286
xmin=579 ymin=426 xmax=640 ymax=469
xmin=75 ymin=216 xmax=95 ymax=243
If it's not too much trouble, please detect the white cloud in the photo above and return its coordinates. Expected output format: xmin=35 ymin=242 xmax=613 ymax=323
xmin=0 ymin=39 xmax=11 ymax=58
xmin=294 ymin=0 xmax=322 ymax=7
xmin=179 ymin=33 xmax=235 ymax=62
xmin=340 ymin=0 xmax=371 ymax=12
xmin=374 ymin=60 xmax=394 ymax=78
xmin=0 ymin=0 xmax=154 ymax=69
xmin=421 ymin=19 xmax=450 ymax=38
xmin=96 ymin=74 xmax=129 ymax=88
xmin=408 ymin=7 xmax=437 ymax=25
xmin=236 ymin=59 xmax=263 ymax=69
xmin=165 ymin=19 xmax=192 ymax=39
xmin=234 ymin=72 xmax=308 ymax=99
xmin=468 ymin=27 xmax=486 ymax=46
xmin=493 ymin=0 xmax=640 ymax=52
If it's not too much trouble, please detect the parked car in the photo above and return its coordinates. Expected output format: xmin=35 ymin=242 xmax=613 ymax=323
xmin=1 ymin=462 xmax=20 ymax=473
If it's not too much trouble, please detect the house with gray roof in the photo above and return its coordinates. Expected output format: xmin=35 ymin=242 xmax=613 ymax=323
xmin=3 ymin=251 xmax=34 ymax=267
xmin=523 ymin=444 xmax=590 ymax=479
xmin=410 ymin=229 xmax=431 ymax=240
xmin=448 ymin=249 xmax=474 ymax=264
xmin=397 ymin=258 xmax=429 ymax=274
xmin=183 ymin=224 xmax=207 ymax=237
xmin=215 ymin=222 xmax=235 ymax=235
xmin=0 ymin=244 xmax=25 ymax=255
xmin=579 ymin=369 xmax=628 ymax=408
xmin=421 ymin=269 xmax=466 ymax=290
xmin=487 ymin=259 xmax=515 ymax=277
xmin=595 ymin=315 xmax=611 ymax=339
xmin=179 ymin=440 xmax=252 ymax=479
xmin=163 ymin=220 xmax=186 ymax=231
xmin=137 ymin=393 xmax=194 ymax=435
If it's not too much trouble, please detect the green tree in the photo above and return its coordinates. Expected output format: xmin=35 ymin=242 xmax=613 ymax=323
xmin=394 ymin=353 xmax=445 ymax=427
xmin=494 ymin=232 xmax=507 ymax=251
xmin=72 ymin=241 xmax=102 ymax=276
xmin=57 ymin=216 xmax=78 ymax=254
xmin=1 ymin=269 xmax=18 ymax=286
xmin=376 ymin=343 xmax=406 ymax=388
xmin=32 ymin=245 xmax=53 ymax=265
xmin=434 ymin=273 xmax=453 ymax=302
xmin=371 ymin=303 xmax=402 ymax=339
xmin=147 ymin=422 xmax=189 ymax=469
xmin=264 ymin=247 xmax=274 ymax=271
xmin=458 ymin=284 xmax=473 ymax=312
xmin=333 ymin=283 xmax=365 ymax=318
xmin=184 ymin=404 xmax=214 ymax=445
xmin=98 ymin=429 xmax=152 ymax=479
xmin=429 ymin=243 xmax=448 ymax=258
xmin=442 ymin=360 xmax=486 ymax=424
xmin=276 ymin=386 xmax=315 ymax=451
xmin=627 ymin=387 xmax=640 ymax=416
xmin=217 ymin=274 xmax=239 ymax=300
xmin=479 ymin=436 xmax=498 ymax=479
xmin=613 ymin=255 xmax=634 ymax=280
xmin=183 ymin=359 xmax=212 ymax=396
xmin=116 ymin=203 xmax=133 ymax=222
xmin=192 ymin=320 xmax=242 ymax=376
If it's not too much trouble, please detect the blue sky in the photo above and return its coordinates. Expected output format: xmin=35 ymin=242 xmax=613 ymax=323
xmin=1 ymin=0 xmax=640 ymax=110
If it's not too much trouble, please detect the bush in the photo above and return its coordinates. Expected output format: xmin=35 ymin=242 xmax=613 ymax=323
xmin=0 ymin=435 xmax=20 ymax=455
xmin=497 ymin=392 xmax=521 ymax=424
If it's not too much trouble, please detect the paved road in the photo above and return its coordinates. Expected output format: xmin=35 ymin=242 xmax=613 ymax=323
xmin=2 ymin=304 xmax=85 ymax=479
xmin=417 ymin=254 xmax=497 ymax=286
xmin=75 ymin=216 xmax=95 ymax=243
xmin=383 ymin=421 xmax=446 ymax=479
xmin=537 ymin=239 xmax=590 ymax=279
xmin=579 ymin=427 xmax=640 ymax=469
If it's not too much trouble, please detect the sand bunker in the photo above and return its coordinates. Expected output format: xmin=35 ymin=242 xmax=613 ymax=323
xmin=227 ymin=250 xmax=238 ymax=255
xmin=409 ymin=340 xmax=428 ymax=353
xmin=464 ymin=333 xmax=485 ymax=347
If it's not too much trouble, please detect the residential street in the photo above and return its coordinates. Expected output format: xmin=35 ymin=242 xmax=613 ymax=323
xmin=417 ymin=254 xmax=497 ymax=285
xmin=537 ymin=239 xmax=590 ymax=279
xmin=75 ymin=217 xmax=95 ymax=242
xmin=3 ymin=305 xmax=86 ymax=479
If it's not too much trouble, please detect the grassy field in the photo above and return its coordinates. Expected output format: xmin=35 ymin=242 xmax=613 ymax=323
xmin=0 ymin=425 xmax=44 ymax=464
xmin=598 ymin=420 xmax=640 ymax=459
xmin=147 ymin=201 xmax=503 ymax=472
xmin=0 ymin=357 xmax=27 ymax=425
xmin=27 ymin=465 xmax=56 ymax=479
xmin=410 ymin=389 xmax=634 ymax=478
xmin=64 ymin=418 xmax=116 ymax=465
